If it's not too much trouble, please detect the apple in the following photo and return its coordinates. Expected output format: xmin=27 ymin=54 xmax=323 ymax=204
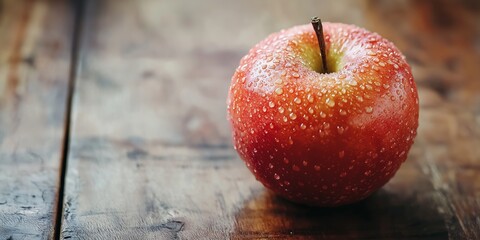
xmin=227 ymin=18 xmax=419 ymax=207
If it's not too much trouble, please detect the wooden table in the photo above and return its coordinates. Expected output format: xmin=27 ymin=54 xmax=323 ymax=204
xmin=1 ymin=0 xmax=479 ymax=239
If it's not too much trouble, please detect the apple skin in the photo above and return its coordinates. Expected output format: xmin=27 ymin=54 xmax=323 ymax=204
xmin=227 ymin=23 xmax=419 ymax=207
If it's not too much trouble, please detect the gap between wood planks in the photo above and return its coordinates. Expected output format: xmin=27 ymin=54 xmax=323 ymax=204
xmin=53 ymin=0 xmax=87 ymax=239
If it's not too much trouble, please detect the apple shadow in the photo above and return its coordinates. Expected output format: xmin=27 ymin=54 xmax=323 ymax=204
xmin=232 ymin=188 xmax=448 ymax=239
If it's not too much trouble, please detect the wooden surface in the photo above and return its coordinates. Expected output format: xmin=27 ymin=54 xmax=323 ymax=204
xmin=0 ymin=0 xmax=479 ymax=239
xmin=0 ymin=0 xmax=74 ymax=239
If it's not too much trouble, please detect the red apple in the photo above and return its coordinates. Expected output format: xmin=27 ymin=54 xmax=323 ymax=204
xmin=227 ymin=18 xmax=419 ymax=207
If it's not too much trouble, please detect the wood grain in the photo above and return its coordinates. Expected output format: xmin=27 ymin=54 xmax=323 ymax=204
xmin=0 ymin=0 xmax=74 ymax=239
xmin=60 ymin=0 xmax=480 ymax=239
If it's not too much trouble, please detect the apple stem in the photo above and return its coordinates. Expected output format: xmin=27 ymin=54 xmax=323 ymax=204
xmin=311 ymin=17 xmax=328 ymax=73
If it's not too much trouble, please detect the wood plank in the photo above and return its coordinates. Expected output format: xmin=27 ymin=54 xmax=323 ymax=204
xmin=0 ymin=0 xmax=75 ymax=239
xmin=61 ymin=0 xmax=480 ymax=239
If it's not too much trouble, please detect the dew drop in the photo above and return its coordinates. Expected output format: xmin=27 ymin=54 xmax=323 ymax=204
xmin=294 ymin=97 xmax=302 ymax=104
xmin=308 ymin=107 xmax=314 ymax=114
xmin=337 ymin=126 xmax=345 ymax=134
xmin=364 ymin=170 xmax=372 ymax=176
xmin=326 ymin=98 xmax=335 ymax=107
xmin=339 ymin=109 xmax=347 ymax=116
xmin=365 ymin=106 xmax=373 ymax=113
xmin=269 ymin=101 xmax=275 ymax=108
xmin=292 ymin=72 xmax=300 ymax=78
xmin=278 ymin=107 xmax=285 ymax=113
xmin=283 ymin=158 xmax=289 ymax=164
xmin=289 ymin=113 xmax=297 ymax=120
xmin=338 ymin=74 xmax=346 ymax=79
xmin=349 ymin=80 xmax=358 ymax=86
xmin=314 ymin=165 xmax=321 ymax=171
xmin=275 ymin=88 xmax=283 ymax=95
xmin=307 ymin=94 xmax=314 ymax=103
xmin=320 ymin=112 xmax=326 ymax=118
xmin=262 ymin=106 xmax=267 ymax=112
xmin=300 ymin=123 xmax=307 ymax=130
xmin=269 ymin=163 xmax=274 ymax=169
xmin=302 ymin=160 xmax=308 ymax=166
xmin=274 ymin=173 xmax=280 ymax=180
xmin=292 ymin=165 xmax=300 ymax=171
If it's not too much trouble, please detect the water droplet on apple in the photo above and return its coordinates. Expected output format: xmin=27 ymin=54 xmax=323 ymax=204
xmin=269 ymin=101 xmax=275 ymax=108
xmin=338 ymin=74 xmax=346 ymax=79
xmin=339 ymin=150 xmax=345 ymax=158
xmin=275 ymin=88 xmax=283 ymax=95
xmin=278 ymin=107 xmax=284 ymax=113
xmin=337 ymin=126 xmax=345 ymax=134
xmin=269 ymin=163 xmax=274 ymax=169
xmin=314 ymin=165 xmax=321 ymax=171
xmin=292 ymin=72 xmax=300 ymax=78
xmin=294 ymin=97 xmax=301 ymax=104
xmin=292 ymin=165 xmax=300 ymax=171
xmin=300 ymin=123 xmax=306 ymax=130
xmin=302 ymin=160 xmax=308 ymax=166
xmin=320 ymin=111 xmax=326 ymax=118
xmin=365 ymin=106 xmax=373 ymax=113
xmin=307 ymin=94 xmax=314 ymax=103
xmin=326 ymin=98 xmax=335 ymax=107
xmin=289 ymin=112 xmax=297 ymax=120
xmin=274 ymin=173 xmax=280 ymax=180
xmin=339 ymin=109 xmax=347 ymax=116
xmin=308 ymin=107 xmax=314 ymax=114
